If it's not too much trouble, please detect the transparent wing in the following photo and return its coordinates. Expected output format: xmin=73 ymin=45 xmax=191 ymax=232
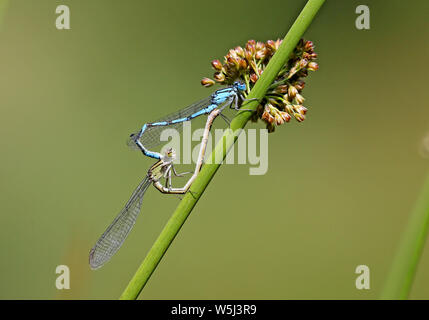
xmin=128 ymin=96 xmax=212 ymax=150
xmin=89 ymin=177 xmax=152 ymax=269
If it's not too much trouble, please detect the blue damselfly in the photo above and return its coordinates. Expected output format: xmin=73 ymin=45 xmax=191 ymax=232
xmin=128 ymin=81 xmax=248 ymax=160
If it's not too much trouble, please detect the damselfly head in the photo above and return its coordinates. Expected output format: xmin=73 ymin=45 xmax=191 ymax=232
xmin=233 ymin=81 xmax=246 ymax=92
xmin=164 ymin=147 xmax=176 ymax=160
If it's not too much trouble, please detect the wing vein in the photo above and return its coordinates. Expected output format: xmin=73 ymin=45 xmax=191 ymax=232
xmin=89 ymin=176 xmax=152 ymax=269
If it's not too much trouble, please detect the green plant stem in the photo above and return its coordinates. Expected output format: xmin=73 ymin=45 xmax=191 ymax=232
xmin=120 ymin=0 xmax=325 ymax=300
xmin=380 ymin=172 xmax=429 ymax=299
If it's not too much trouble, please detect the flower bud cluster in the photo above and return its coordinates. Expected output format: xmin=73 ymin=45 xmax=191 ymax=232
xmin=202 ymin=39 xmax=318 ymax=132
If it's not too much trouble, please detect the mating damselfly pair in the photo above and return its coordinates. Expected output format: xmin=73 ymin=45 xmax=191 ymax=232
xmin=89 ymin=82 xmax=251 ymax=269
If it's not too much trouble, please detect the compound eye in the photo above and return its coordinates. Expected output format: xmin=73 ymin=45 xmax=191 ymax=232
xmin=165 ymin=147 xmax=175 ymax=157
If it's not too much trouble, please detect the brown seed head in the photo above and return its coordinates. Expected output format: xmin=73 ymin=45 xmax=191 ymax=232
xmin=211 ymin=59 xmax=222 ymax=71
xmin=201 ymin=77 xmax=215 ymax=87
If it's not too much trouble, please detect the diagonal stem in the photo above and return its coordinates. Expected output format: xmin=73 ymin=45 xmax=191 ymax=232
xmin=380 ymin=171 xmax=429 ymax=299
xmin=120 ymin=0 xmax=326 ymax=300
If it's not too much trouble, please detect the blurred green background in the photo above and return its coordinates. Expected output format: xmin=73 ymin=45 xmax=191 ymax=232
xmin=0 ymin=0 xmax=428 ymax=299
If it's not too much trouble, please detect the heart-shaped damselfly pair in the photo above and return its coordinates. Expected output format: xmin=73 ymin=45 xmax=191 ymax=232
xmin=89 ymin=82 xmax=249 ymax=269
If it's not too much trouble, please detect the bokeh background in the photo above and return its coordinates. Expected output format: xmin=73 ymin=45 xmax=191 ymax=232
xmin=0 ymin=0 xmax=427 ymax=299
